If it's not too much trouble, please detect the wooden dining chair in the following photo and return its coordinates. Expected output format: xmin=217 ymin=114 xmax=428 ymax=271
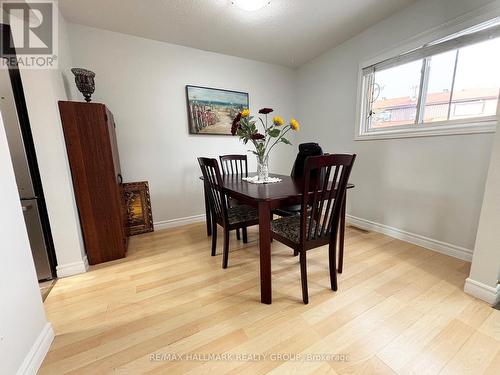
xmin=274 ymin=143 xmax=324 ymax=217
xmin=219 ymin=154 xmax=248 ymax=242
xmin=219 ymin=154 xmax=248 ymax=177
xmin=198 ymin=157 xmax=259 ymax=269
xmin=270 ymin=154 xmax=356 ymax=304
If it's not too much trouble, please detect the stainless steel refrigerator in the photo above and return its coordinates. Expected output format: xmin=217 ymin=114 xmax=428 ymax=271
xmin=0 ymin=65 xmax=54 ymax=281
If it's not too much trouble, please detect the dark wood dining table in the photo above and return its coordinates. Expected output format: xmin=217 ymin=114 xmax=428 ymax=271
xmin=201 ymin=173 xmax=354 ymax=304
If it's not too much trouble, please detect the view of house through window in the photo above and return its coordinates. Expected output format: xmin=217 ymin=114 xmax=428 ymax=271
xmin=371 ymin=60 xmax=423 ymax=128
xmin=361 ymin=21 xmax=500 ymax=136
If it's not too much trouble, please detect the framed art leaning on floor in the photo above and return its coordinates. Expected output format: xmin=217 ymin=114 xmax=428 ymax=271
xmin=123 ymin=181 xmax=154 ymax=236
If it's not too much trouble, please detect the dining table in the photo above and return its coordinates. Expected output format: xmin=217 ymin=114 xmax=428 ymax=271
xmin=201 ymin=173 xmax=354 ymax=304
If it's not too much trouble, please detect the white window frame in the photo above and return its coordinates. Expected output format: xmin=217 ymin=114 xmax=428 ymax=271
xmin=355 ymin=8 xmax=500 ymax=141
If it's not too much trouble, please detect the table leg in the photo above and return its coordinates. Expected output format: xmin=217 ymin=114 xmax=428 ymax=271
xmin=204 ymin=184 xmax=212 ymax=236
xmin=338 ymin=192 xmax=346 ymax=274
xmin=258 ymin=201 xmax=272 ymax=304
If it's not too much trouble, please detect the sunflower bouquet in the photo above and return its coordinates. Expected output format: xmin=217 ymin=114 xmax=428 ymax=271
xmin=231 ymin=108 xmax=300 ymax=181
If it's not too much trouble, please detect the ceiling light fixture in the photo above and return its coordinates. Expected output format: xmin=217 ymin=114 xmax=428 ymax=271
xmin=232 ymin=0 xmax=271 ymax=12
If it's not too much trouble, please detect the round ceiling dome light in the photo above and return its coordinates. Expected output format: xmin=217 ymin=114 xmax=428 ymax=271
xmin=232 ymin=0 xmax=271 ymax=12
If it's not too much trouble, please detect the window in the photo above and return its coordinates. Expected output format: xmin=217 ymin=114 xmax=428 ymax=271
xmin=358 ymin=19 xmax=500 ymax=139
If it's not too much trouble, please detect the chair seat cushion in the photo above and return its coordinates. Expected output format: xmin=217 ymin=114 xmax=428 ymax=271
xmin=228 ymin=197 xmax=242 ymax=207
xmin=271 ymin=215 xmax=316 ymax=244
xmin=228 ymin=205 xmax=258 ymax=226
xmin=273 ymin=204 xmax=301 ymax=217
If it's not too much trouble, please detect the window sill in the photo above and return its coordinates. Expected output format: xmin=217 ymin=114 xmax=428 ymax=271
xmin=355 ymin=119 xmax=497 ymax=141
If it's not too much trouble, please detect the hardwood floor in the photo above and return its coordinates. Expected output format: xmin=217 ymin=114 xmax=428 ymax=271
xmin=40 ymin=223 xmax=500 ymax=374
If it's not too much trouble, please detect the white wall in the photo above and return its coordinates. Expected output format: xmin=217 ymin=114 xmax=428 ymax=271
xmin=19 ymin=11 xmax=87 ymax=277
xmin=65 ymin=24 xmax=298 ymax=226
xmin=465 ymin=114 xmax=500 ymax=304
xmin=58 ymin=9 xmax=77 ymax=102
xmin=296 ymin=0 xmax=499 ymax=258
xmin=0 ymin=113 xmax=53 ymax=374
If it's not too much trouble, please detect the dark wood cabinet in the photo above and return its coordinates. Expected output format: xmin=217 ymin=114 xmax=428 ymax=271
xmin=58 ymin=101 xmax=127 ymax=265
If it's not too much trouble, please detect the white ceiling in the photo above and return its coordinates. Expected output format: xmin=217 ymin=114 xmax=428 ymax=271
xmin=59 ymin=0 xmax=417 ymax=68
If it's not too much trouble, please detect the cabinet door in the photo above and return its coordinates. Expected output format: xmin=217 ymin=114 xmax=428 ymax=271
xmin=105 ymin=108 xmax=129 ymax=243
xmin=106 ymin=109 xmax=122 ymax=180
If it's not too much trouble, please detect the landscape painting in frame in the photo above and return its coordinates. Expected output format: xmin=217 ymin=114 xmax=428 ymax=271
xmin=186 ymin=85 xmax=249 ymax=135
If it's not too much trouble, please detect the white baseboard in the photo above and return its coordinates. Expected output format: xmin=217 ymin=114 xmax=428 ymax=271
xmin=154 ymin=214 xmax=206 ymax=231
xmin=464 ymin=278 xmax=500 ymax=305
xmin=83 ymin=254 xmax=89 ymax=270
xmin=16 ymin=322 xmax=54 ymax=375
xmin=56 ymin=255 xmax=89 ymax=278
xmin=346 ymin=214 xmax=473 ymax=262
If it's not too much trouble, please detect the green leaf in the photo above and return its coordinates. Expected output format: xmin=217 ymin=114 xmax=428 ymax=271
xmin=268 ymin=128 xmax=281 ymax=137
xmin=281 ymin=138 xmax=292 ymax=145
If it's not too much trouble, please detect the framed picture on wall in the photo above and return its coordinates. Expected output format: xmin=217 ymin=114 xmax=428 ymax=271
xmin=186 ymin=85 xmax=249 ymax=135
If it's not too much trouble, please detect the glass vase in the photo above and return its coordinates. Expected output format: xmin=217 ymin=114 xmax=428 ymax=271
xmin=257 ymin=155 xmax=269 ymax=182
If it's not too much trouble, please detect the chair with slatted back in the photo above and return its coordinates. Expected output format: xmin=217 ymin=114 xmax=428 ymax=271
xmin=220 ymin=154 xmax=248 ymax=177
xmin=270 ymin=154 xmax=356 ymax=304
xmin=219 ymin=154 xmax=249 ymax=242
xmin=274 ymin=143 xmax=324 ymax=218
xmin=198 ymin=157 xmax=259 ymax=268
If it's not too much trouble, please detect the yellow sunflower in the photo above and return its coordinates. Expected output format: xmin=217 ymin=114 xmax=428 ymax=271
xmin=273 ymin=116 xmax=285 ymax=126
xmin=290 ymin=118 xmax=300 ymax=131
xmin=241 ymin=109 xmax=250 ymax=118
